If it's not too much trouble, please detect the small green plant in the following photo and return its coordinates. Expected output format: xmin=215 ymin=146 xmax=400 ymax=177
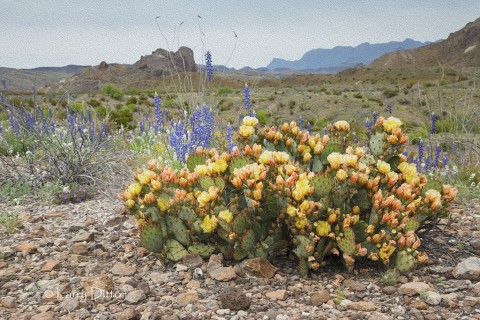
xmin=419 ymin=290 xmax=429 ymax=302
xmin=217 ymin=87 xmax=233 ymax=96
xmin=0 ymin=212 xmax=21 ymax=234
xmin=102 ymin=83 xmax=124 ymax=100
xmin=334 ymin=287 xmax=344 ymax=305
xmin=0 ymin=181 xmax=31 ymax=203
xmin=381 ymin=269 xmax=400 ymax=285
xmin=434 ymin=277 xmax=446 ymax=284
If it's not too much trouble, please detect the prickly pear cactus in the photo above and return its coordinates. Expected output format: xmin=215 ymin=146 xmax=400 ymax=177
xmin=369 ymin=132 xmax=384 ymax=156
xmin=404 ymin=219 xmax=420 ymax=232
xmin=186 ymin=154 xmax=207 ymax=171
xmin=140 ymin=225 xmax=164 ymax=253
xmin=165 ymin=239 xmax=188 ymax=261
xmin=166 ymin=215 xmax=190 ymax=246
xmin=188 ymin=243 xmax=216 ymax=258
xmin=199 ymin=176 xmax=215 ymax=190
xmin=395 ymin=250 xmax=416 ymax=273
xmin=311 ymin=175 xmax=334 ymax=199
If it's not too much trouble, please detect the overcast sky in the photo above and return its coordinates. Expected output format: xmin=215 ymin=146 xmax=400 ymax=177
xmin=1 ymin=1 xmax=480 ymax=69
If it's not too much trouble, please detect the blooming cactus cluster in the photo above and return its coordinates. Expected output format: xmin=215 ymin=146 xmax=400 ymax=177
xmin=122 ymin=115 xmax=457 ymax=277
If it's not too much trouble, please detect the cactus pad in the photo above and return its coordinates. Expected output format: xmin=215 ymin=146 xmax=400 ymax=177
xmin=395 ymin=250 xmax=416 ymax=273
xmin=342 ymin=226 xmax=355 ymax=242
xmin=233 ymin=213 xmax=248 ymax=235
xmin=369 ymin=132 xmax=385 ymax=156
xmin=165 ymin=239 xmax=188 ymax=261
xmin=233 ymin=247 xmax=248 ymax=261
xmin=337 ymin=237 xmax=356 ymax=256
xmin=166 ymin=215 xmax=191 ymax=246
xmin=214 ymin=177 xmax=225 ymax=190
xmin=320 ymin=143 xmax=343 ymax=163
xmin=298 ymin=258 xmax=309 ymax=278
xmin=240 ymin=229 xmax=256 ymax=251
xmin=188 ymin=243 xmax=216 ymax=258
xmin=311 ymin=175 xmax=334 ymax=199
xmin=140 ymin=224 xmax=164 ymax=253
xmin=293 ymin=235 xmax=313 ymax=258
xmin=186 ymin=154 xmax=207 ymax=172
xmin=177 ymin=206 xmax=197 ymax=221
xmin=404 ymin=219 xmax=420 ymax=232
xmin=422 ymin=179 xmax=443 ymax=196
xmin=229 ymin=157 xmax=250 ymax=174
xmin=199 ymin=176 xmax=215 ymax=191
xmin=311 ymin=155 xmax=323 ymax=172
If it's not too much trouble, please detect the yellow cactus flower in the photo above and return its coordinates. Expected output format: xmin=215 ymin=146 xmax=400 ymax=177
xmin=336 ymin=169 xmax=348 ymax=182
xmin=125 ymin=199 xmax=135 ymax=209
xmin=239 ymin=125 xmax=255 ymax=137
xmin=377 ymin=160 xmax=391 ymax=175
xmin=316 ymin=221 xmax=331 ymax=236
xmin=137 ymin=172 xmax=151 ymax=185
xmin=424 ymin=189 xmax=441 ymax=203
xmin=333 ymin=120 xmax=350 ymax=132
xmin=128 ymin=182 xmax=142 ymax=196
xmin=259 ymin=151 xmax=272 ymax=164
xmin=383 ymin=117 xmax=402 ymax=133
xmin=212 ymin=159 xmax=228 ymax=174
xmin=286 ymin=205 xmax=298 ymax=217
xmin=292 ymin=177 xmax=311 ymax=201
xmin=303 ymin=152 xmax=312 ymax=163
xmin=295 ymin=217 xmax=309 ymax=229
xmin=299 ymin=200 xmax=314 ymax=213
xmin=378 ymin=244 xmax=396 ymax=261
xmin=150 ymin=179 xmax=162 ymax=191
xmin=243 ymin=116 xmax=259 ymax=126
xmin=201 ymin=215 xmax=218 ymax=233
xmin=218 ymin=210 xmax=233 ymax=223
xmin=144 ymin=192 xmax=156 ymax=205
xmin=157 ymin=197 xmax=170 ymax=212
xmin=327 ymin=152 xmax=343 ymax=170
xmin=398 ymin=162 xmax=419 ymax=184
xmin=273 ymin=151 xmax=290 ymax=164
xmin=344 ymin=154 xmax=358 ymax=167
xmin=197 ymin=191 xmax=212 ymax=207
xmin=194 ymin=164 xmax=210 ymax=175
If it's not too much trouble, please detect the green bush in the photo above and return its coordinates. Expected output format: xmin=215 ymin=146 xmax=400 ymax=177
xmin=102 ymin=83 xmax=124 ymax=100
xmin=217 ymin=87 xmax=233 ymax=96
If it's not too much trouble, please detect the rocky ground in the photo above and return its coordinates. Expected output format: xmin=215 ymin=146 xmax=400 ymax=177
xmin=0 ymin=196 xmax=479 ymax=320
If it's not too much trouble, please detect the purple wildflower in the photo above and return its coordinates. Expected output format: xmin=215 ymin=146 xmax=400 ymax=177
xmin=323 ymin=128 xmax=328 ymax=135
xmin=154 ymin=92 xmax=162 ymax=133
xmin=372 ymin=111 xmax=377 ymax=125
xmin=365 ymin=118 xmax=371 ymax=133
xmin=434 ymin=145 xmax=441 ymax=168
xmin=307 ymin=122 xmax=311 ymax=133
xmin=353 ymin=132 xmax=358 ymax=144
xmin=226 ymin=124 xmax=234 ymax=153
xmin=1 ymin=79 xmax=6 ymax=91
xmin=425 ymin=156 xmax=431 ymax=172
xmin=299 ymin=116 xmax=304 ymax=130
xmin=402 ymin=150 xmax=408 ymax=157
xmin=205 ymin=50 xmax=213 ymax=83
xmin=442 ymin=153 xmax=449 ymax=167
xmin=0 ymin=93 xmax=4 ymax=108
xmin=387 ymin=103 xmax=392 ymax=114
xmin=244 ymin=84 xmax=254 ymax=117
xmin=418 ymin=138 xmax=424 ymax=162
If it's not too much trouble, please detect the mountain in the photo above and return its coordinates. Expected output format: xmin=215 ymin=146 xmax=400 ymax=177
xmin=0 ymin=65 xmax=90 ymax=92
xmin=370 ymin=17 xmax=480 ymax=68
xmin=266 ymin=39 xmax=433 ymax=71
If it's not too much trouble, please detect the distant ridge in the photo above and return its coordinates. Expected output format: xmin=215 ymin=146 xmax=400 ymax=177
xmin=370 ymin=17 xmax=480 ymax=68
xmin=21 ymin=65 xmax=91 ymax=74
xmin=266 ymin=39 xmax=433 ymax=71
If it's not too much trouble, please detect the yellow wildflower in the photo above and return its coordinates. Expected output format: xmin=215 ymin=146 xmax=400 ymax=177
xmin=287 ymin=205 xmax=298 ymax=217
xmin=125 ymin=199 xmax=135 ymax=209
xmin=218 ymin=210 xmax=233 ymax=223
xmin=344 ymin=154 xmax=358 ymax=167
xmin=212 ymin=159 xmax=228 ymax=174
xmin=336 ymin=169 xmax=348 ymax=182
xmin=197 ymin=191 xmax=212 ymax=207
xmin=377 ymin=160 xmax=391 ymax=175
xmin=243 ymin=116 xmax=259 ymax=126
xmin=128 ymin=182 xmax=142 ymax=196
xmin=259 ymin=151 xmax=272 ymax=164
xmin=200 ymin=215 xmax=218 ymax=233
xmin=383 ymin=117 xmax=402 ymax=133
xmin=157 ymin=197 xmax=170 ymax=211
xmin=327 ymin=152 xmax=343 ymax=170
xmin=316 ymin=221 xmax=331 ymax=236
xmin=378 ymin=244 xmax=396 ymax=261
xmin=239 ymin=125 xmax=255 ymax=137
xmin=273 ymin=151 xmax=290 ymax=164
xmin=195 ymin=164 xmax=210 ymax=175
xmin=333 ymin=120 xmax=350 ymax=132
xmin=292 ymin=177 xmax=311 ymax=201
xmin=295 ymin=217 xmax=309 ymax=229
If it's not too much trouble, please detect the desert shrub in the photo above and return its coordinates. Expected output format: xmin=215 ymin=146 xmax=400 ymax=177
xmin=102 ymin=83 xmax=124 ymax=100
xmin=110 ymin=106 xmax=134 ymax=129
xmin=87 ymin=99 xmax=102 ymax=108
xmin=122 ymin=115 xmax=456 ymax=277
xmin=217 ymin=87 xmax=233 ymax=96
xmin=0 ymin=212 xmax=21 ymax=234
xmin=383 ymin=89 xmax=399 ymax=98
xmin=256 ymin=109 xmax=269 ymax=125
xmin=126 ymin=96 xmax=138 ymax=105
xmin=54 ymin=183 xmax=96 ymax=204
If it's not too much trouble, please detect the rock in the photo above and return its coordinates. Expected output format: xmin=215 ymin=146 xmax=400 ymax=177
xmin=70 ymin=243 xmax=89 ymax=255
xmin=41 ymin=259 xmax=60 ymax=272
xmin=207 ymin=253 xmax=224 ymax=273
xmin=68 ymin=223 xmax=86 ymax=232
xmin=134 ymin=47 xmax=197 ymax=73
xmin=219 ymin=287 xmax=251 ymax=311
xmin=399 ymin=282 xmax=431 ymax=296
xmin=452 ymin=257 xmax=480 ymax=280
xmin=111 ymin=262 xmax=137 ymax=275
xmin=59 ymin=297 xmax=79 ymax=312
xmin=425 ymin=291 xmax=442 ymax=305
xmin=473 ymin=282 xmax=480 ymax=294
xmin=266 ymin=290 xmax=288 ymax=301
xmin=310 ymin=290 xmax=330 ymax=306
xmin=343 ymin=279 xmax=367 ymax=292
xmin=72 ymin=230 xmax=95 ymax=242
xmin=209 ymin=266 xmax=237 ymax=281
xmin=1 ymin=296 xmax=16 ymax=308
xmin=80 ymin=275 xmax=114 ymax=298
xmin=98 ymin=61 xmax=109 ymax=70
xmin=69 ymin=254 xmax=89 ymax=262
xmin=382 ymin=286 xmax=397 ymax=295
xmin=346 ymin=301 xmax=377 ymax=311
xmin=16 ymin=243 xmax=37 ymax=254
xmin=125 ymin=289 xmax=146 ymax=304
xmin=368 ymin=312 xmax=391 ymax=320
xmin=182 ymin=253 xmax=203 ymax=267
xmin=238 ymin=257 xmax=279 ymax=278
xmin=31 ymin=312 xmax=58 ymax=320
xmin=176 ymin=291 xmax=198 ymax=306
xmin=186 ymin=280 xmax=201 ymax=289
xmin=410 ymin=300 xmax=428 ymax=310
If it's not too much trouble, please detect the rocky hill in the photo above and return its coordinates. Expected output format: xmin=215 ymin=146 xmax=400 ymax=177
xmin=266 ymin=39 xmax=432 ymax=71
xmin=370 ymin=17 xmax=480 ymax=69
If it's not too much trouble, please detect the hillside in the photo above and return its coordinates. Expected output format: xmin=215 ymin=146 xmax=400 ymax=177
xmin=266 ymin=39 xmax=432 ymax=71
xmin=370 ymin=17 xmax=480 ymax=68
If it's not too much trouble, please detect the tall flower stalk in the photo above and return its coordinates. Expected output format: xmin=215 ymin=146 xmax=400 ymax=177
xmin=205 ymin=51 xmax=213 ymax=83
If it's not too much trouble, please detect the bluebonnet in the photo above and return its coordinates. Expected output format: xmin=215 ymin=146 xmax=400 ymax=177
xmin=190 ymin=105 xmax=214 ymax=150
xmin=452 ymin=142 xmax=457 ymax=153
xmin=238 ymin=112 xmax=243 ymax=125
xmin=226 ymin=124 xmax=234 ymax=153
xmin=387 ymin=103 xmax=392 ymax=114
xmin=425 ymin=156 xmax=431 ymax=172
xmin=434 ymin=145 xmax=441 ymax=168
xmin=442 ymin=153 xmax=449 ymax=167
xmin=169 ymin=120 xmax=189 ymax=162
xmin=372 ymin=111 xmax=377 ymax=125
xmin=205 ymin=51 xmax=213 ymax=83
xmin=365 ymin=118 xmax=371 ymax=133
xmin=307 ymin=122 xmax=311 ymax=134
xmin=244 ymin=84 xmax=254 ymax=117
xmin=402 ymin=150 xmax=408 ymax=157
xmin=0 ymin=94 xmax=4 ymax=108
xmin=418 ymin=138 xmax=424 ymax=162
xmin=431 ymin=113 xmax=436 ymax=134
xmin=353 ymin=132 xmax=358 ymax=143
xmin=323 ymin=128 xmax=328 ymax=135
xmin=1 ymin=79 xmax=6 ymax=91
